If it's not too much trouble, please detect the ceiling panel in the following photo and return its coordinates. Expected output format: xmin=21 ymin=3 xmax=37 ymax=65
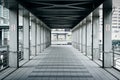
xmin=3 ymin=0 xmax=104 ymax=29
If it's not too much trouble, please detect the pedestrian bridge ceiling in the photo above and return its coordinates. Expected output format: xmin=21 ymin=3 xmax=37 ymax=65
xmin=6 ymin=0 xmax=104 ymax=29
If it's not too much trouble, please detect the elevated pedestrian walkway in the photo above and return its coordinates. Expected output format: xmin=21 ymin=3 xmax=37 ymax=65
xmin=1 ymin=45 xmax=118 ymax=80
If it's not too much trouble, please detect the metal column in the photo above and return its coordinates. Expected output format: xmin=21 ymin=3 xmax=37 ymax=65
xmin=23 ymin=10 xmax=30 ymax=60
xmin=9 ymin=7 xmax=19 ymax=68
xmin=0 ymin=29 xmax=2 ymax=46
xmin=102 ymin=0 xmax=112 ymax=67
xmin=31 ymin=19 xmax=37 ymax=56
xmin=92 ymin=8 xmax=100 ymax=60
xmin=36 ymin=23 xmax=41 ymax=54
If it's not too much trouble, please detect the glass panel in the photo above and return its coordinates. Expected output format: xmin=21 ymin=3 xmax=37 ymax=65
xmin=112 ymin=0 xmax=120 ymax=70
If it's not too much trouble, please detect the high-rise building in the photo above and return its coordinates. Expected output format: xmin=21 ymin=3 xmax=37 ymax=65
xmin=99 ymin=1 xmax=120 ymax=43
xmin=0 ymin=5 xmax=9 ymax=45
xmin=112 ymin=6 xmax=120 ymax=40
xmin=0 ymin=5 xmax=9 ymax=25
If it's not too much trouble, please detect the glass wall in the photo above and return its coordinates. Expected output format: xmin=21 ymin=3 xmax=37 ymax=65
xmin=112 ymin=0 xmax=120 ymax=70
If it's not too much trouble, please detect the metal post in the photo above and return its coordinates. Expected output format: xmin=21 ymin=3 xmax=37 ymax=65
xmin=23 ymin=10 xmax=30 ymax=60
xmin=31 ymin=19 xmax=37 ymax=56
xmin=9 ymin=5 xmax=19 ymax=68
xmin=102 ymin=0 xmax=112 ymax=68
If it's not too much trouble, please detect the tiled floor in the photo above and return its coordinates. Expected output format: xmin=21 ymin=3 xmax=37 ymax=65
xmin=3 ymin=45 xmax=117 ymax=80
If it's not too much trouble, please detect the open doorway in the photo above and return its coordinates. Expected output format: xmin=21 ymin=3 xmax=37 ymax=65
xmin=51 ymin=29 xmax=72 ymax=45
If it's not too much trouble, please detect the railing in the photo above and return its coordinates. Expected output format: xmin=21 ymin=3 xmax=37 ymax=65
xmin=0 ymin=46 xmax=9 ymax=71
xmin=113 ymin=46 xmax=120 ymax=70
xmin=19 ymin=43 xmax=24 ymax=61
xmin=0 ymin=44 xmax=24 ymax=71
xmin=93 ymin=45 xmax=120 ymax=70
xmin=78 ymin=44 xmax=103 ymax=60
xmin=72 ymin=42 xmax=120 ymax=70
xmin=18 ymin=51 xmax=23 ymax=61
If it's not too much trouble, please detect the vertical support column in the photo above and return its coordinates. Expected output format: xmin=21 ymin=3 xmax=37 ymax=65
xmin=91 ymin=16 xmax=94 ymax=60
xmin=2 ymin=29 xmax=4 ymax=46
xmin=46 ymin=29 xmax=49 ymax=48
xmin=0 ymin=29 xmax=2 ymax=46
xmin=86 ymin=19 xmax=92 ymax=57
xmin=73 ymin=30 xmax=76 ymax=48
xmin=73 ymin=31 xmax=75 ymax=48
xmin=23 ymin=10 xmax=30 ymax=60
xmin=87 ymin=22 xmax=92 ymax=56
xmin=82 ymin=22 xmax=86 ymax=54
xmin=82 ymin=24 xmax=85 ymax=53
xmin=45 ymin=28 xmax=46 ymax=48
xmin=79 ymin=26 xmax=81 ymax=51
xmin=78 ymin=27 xmax=80 ymax=51
xmin=40 ymin=25 xmax=42 ymax=52
xmin=39 ymin=24 xmax=41 ymax=52
xmin=72 ymin=31 xmax=73 ymax=47
xmin=49 ymin=30 xmax=51 ymax=47
xmin=48 ymin=30 xmax=49 ymax=46
xmin=76 ymin=29 xmax=78 ymax=49
xmin=76 ymin=30 xmax=77 ymax=49
xmin=81 ymin=24 xmax=83 ymax=53
xmin=65 ymin=33 xmax=66 ymax=41
xmin=47 ymin=29 xmax=49 ymax=47
xmin=39 ymin=24 xmax=41 ymax=53
xmin=41 ymin=26 xmax=44 ymax=51
xmin=77 ymin=29 xmax=80 ymax=50
xmin=75 ymin=30 xmax=77 ymax=48
xmin=9 ymin=7 xmax=19 ymax=68
xmin=31 ymin=20 xmax=37 ymax=56
xmin=45 ymin=28 xmax=47 ymax=48
xmin=74 ymin=30 xmax=76 ymax=48
xmin=46 ymin=29 xmax=48 ymax=47
xmin=103 ymin=0 xmax=112 ymax=67
xmin=86 ymin=18 xmax=90 ymax=56
xmin=85 ymin=21 xmax=87 ymax=56
xmin=74 ymin=31 xmax=75 ymax=48
xmin=50 ymin=30 xmax=51 ymax=46
xmin=92 ymin=8 xmax=100 ymax=60
xmin=56 ymin=34 xmax=58 ymax=41
xmin=44 ymin=28 xmax=46 ymax=49
xmin=43 ymin=27 xmax=44 ymax=50
xmin=50 ymin=30 xmax=52 ymax=45
xmin=36 ymin=23 xmax=40 ymax=54
xmin=46 ymin=29 xmax=48 ymax=48
xmin=74 ymin=31 xmax=76 ymax=48
xmin=72 ymin=31 xmax=74 ymax=48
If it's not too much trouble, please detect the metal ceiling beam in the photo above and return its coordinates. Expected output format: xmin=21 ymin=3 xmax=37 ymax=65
xmin=15 ymin=0 xmax=104 ymax=29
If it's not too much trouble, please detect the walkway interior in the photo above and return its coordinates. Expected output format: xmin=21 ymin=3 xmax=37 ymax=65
xmin=1 ymin=45 xmax=117 ymax=80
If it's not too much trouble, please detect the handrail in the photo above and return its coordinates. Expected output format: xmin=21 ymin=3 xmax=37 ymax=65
xmin=0 ymin=45 xmax=24 ymax=70
xmin=0 ymin=50 xmax=9 ymax=70
xmin=113 ymin=46 xmax=120 ymax=70
xmin=113 ymin=51 xmax=120 ymax=55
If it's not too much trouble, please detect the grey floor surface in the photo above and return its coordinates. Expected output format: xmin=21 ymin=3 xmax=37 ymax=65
xmin=3 ymin=45 xmax=117 ymax=80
